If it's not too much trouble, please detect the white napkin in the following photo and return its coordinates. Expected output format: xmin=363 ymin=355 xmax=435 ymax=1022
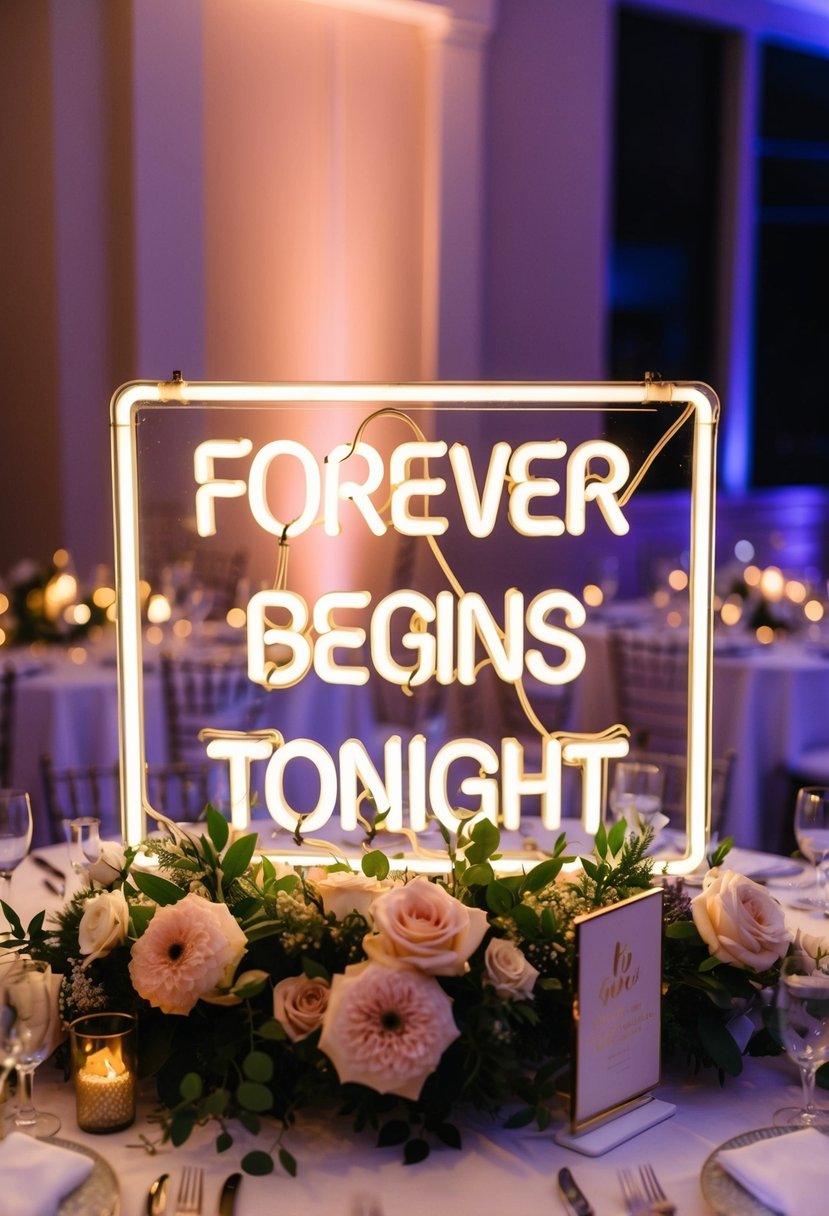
xmin=0 ymin=1132 xmax=94 ymax=1216
xmin=718 ymin=1127 xmax=827 ymax=1216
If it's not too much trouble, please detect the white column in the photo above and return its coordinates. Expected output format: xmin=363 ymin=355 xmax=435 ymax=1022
xmin=421 ymin=2 xmax=497 ymax=379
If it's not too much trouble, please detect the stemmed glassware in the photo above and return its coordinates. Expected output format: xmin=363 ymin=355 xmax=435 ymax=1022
xmin=609 ymin=761 xmax=665 ymax=831
xmin=0 ymin=791 xmax=33 ymax=933
xmin=0 ymin=957 xmax=61 ymax=1136
xmin=64 ymin=816 xmax=102 ymax=881
xmin=794 ymin=786 xmax=829 ymax=913
xmin=773 ymin=951 xmax=829 ymax=1128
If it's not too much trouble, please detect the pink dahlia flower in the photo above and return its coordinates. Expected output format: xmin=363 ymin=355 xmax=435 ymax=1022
xmin=318 ymin=961 xmax=459 ymax=1101
xmin=128 ymin=892 xmax=247 ymax=1015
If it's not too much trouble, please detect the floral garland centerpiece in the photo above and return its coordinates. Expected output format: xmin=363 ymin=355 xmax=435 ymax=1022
xmin=0 ymin=810 xmax=801 ymax=1176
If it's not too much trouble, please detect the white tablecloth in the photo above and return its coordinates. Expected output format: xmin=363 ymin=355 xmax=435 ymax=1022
xmin=22 ymin=1023 xmax=826 ymax=1215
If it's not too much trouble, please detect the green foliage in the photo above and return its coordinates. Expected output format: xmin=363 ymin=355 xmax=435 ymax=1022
xmin=2 ymin=808 xmax=788 ymax=1181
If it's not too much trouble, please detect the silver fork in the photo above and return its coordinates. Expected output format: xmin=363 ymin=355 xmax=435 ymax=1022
xmin=618 ymin=1168 xmax=650 ymax=1216
xmin=174 ymin=1167 xmax=203 ymax=1216
xmin=639 ymin=1164 xmax=676 ymax=1215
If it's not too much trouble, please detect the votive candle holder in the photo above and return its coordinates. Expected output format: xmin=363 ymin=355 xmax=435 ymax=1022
xmin=69 ymin=1012 xmax=137 ymax=1133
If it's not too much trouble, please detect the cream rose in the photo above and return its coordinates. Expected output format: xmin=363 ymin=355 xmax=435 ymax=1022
xmin=78 ymin=890 xmax=130 ymax=965
xmin=691 ymin=868 xmax=790 ymax=971
xmin=87 ymin=841 xmax=127 ymax=889
xmin=484 ymin=938 xmax=539 ymax=1000
xmin=273 ymin=974 xmax=330 ymax=1040
xmin=313 ymin=870 xmax=388 ymax=921
xmin=363 ymin=877 xmax=488 ymax=976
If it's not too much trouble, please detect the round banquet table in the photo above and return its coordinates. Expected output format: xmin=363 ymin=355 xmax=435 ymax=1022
xmin=7 ymin=842 xmax=829 ymax=1216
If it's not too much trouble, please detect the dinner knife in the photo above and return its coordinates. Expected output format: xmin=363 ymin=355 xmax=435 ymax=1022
xmin=557 ymin=1167 xmax=594 ymax=1216
xmin=218 ymin=1172 xmax=242 ymax=1216
xmin=31 ymin=854 xmax=66 ymax=883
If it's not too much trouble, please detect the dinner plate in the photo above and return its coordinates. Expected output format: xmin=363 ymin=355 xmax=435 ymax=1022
xmin=701 ymin=1124 xmax=822 ymax=1214
xmin=45 ymin=1136 xmax=120 ymax=1216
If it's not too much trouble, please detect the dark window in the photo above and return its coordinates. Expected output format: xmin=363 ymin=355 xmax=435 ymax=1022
xmin=607 ymin=7 xmax=724 ymax=489
xmin=753 ymin=42 xmax=829 ymax=487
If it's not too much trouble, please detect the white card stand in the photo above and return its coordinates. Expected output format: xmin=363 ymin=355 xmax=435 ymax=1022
xmin=554 ymin=1096 xmax=676 ymax=1157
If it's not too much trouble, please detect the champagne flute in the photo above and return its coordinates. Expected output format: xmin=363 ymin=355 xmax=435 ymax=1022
xmin=773 ymin=951 xmax=829 ymax=1128
xmin=794 ymin=786 xmax=829 ymax=913
xmin=0 ymin=957 xmax=61 ymax=1136
xmin=609 ymin=762 xmax=664 ymax=829
xmin=0 ymin=791 xmax=33 ymax=933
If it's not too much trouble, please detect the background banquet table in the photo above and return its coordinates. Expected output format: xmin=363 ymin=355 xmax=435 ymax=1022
xmin=576 ymin=619 xmax=829 ymax=852
xmin=8 ymin=840 xmax=829 ymax=1215
xmin=8 ymin=641 xmax=374 ymax=847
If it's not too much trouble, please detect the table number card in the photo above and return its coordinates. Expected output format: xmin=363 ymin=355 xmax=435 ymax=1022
xmin=570 ymin=886 xmax=665 ymax=1135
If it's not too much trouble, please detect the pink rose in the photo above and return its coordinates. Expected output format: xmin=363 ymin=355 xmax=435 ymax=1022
xmin=691 ymin=868 xmax=790 ymax=971
xmin=128 ymin=892 xmax=247 ymax=1015
xmin=363 ymin=877 xmax=488 ymax=976
xmin=483 ymin=938 xmax=539 ymax=1000
xmin=318 ymin=961 xmax=459 ymax=1100
xmin=273 ymin=974 xmax=330 ymax=1041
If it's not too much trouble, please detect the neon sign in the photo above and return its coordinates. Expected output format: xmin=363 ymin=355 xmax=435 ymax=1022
xmin=111 ymin=379 xmax=718 ymax=875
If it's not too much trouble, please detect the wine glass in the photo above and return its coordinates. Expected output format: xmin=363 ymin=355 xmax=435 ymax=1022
xmin=64 ymin=816 xmax=102 ymax=881
xmin=773 ymin=952 xmax=829 ymax=1128
xmin=794 ymin=786 xmax=829 ymax=913
xmin=0 ymin=791 xmax=33 ymax=933
xmin=608 ymin=761 xmax=664 ymax=829
xmin=0 ymin=957 xmax=61 ymax=1136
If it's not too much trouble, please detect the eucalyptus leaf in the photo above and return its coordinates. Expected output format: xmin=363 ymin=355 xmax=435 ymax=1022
xmin=403 ymin=1137 xmax=430 ymax=1165
xmin=243 ymin=1149 xmax=276 ymax=1176
xmin=243 ymin=1050 xmax=274 ymax=1083
xmin=179 ymin=1072 xmax=203 ymax=1102
xmin=237 ymin=1080 xmax=273 ymax=1113
xmin=362 ymin=849 xmax=390 ymax=880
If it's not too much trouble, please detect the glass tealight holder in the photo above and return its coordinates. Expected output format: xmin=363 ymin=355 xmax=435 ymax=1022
xmin=69 ymin=1012 xmax=137 ymax=1133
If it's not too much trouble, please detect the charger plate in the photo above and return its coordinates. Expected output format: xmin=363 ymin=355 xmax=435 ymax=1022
xmin=701 ymin=1124 xmax=826 ymax=1214
xmin=45 ymin=1136 xmax=119 ymax=1216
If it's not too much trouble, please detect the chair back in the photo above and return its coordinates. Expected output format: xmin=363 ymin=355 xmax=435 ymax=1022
xmin=160 ymin=652 xmax=263 ymax=764
xmin=608 ymin=629 xmax=689 ymax=752
xmin=0 ymin=665 xmax=16 ymax=788
xmin=608 ymin=748 xmax=735 ymax=834
xmin=40 ymin=754 xmax=214 ymax=842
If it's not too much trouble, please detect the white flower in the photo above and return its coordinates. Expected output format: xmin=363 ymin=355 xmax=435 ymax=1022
xmin=273 ymin=974 xmax=330 ymax=1040
xmin=313 ymin=869 xmax=389 ymax=921
xmin=78 ymin=890 xmax=130 ymax=965
xmin=483 ymin=938 xmax=539 ymax=1000
xmin=87 ymin=841 xmax=126 ymax=889
xmin=318 ymin=961 xmax=459 ymax=1100
xmin=363 ymin=877 xmax=489 ymax=976
xmin=691 ymin=868 xmax=790 ymax=971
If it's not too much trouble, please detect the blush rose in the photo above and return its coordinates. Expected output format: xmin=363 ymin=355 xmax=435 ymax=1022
xmin=273 ymin=974 xmax=330 ymax=1040
xmin=691 ymin=868 xmax=790 ymax=971
xmin=483 ymin=938 xmax=539 ymax=1000
xmin=363 ymin=877 xmax=488 ymax=976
